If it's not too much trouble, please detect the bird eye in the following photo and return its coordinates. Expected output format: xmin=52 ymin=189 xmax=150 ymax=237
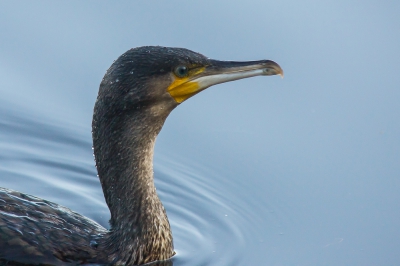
xmin=174 ymin=65 xmax=188 ymax=78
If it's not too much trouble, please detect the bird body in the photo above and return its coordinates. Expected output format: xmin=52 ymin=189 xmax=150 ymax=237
xmin=0 ymin=46 xmax=282 ymax=265
xmin=0 ymin=187 xmax=108 ymax=265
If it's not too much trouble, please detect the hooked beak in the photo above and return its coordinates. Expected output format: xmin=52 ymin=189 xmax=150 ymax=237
xmin=167 ymin=59 xmax=283 ymax=103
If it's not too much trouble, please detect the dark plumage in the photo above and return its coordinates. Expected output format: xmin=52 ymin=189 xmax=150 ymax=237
xmin=0 ymin=46 xmax=282 ymax=265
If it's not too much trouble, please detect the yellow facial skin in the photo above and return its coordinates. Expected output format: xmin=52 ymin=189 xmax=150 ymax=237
xmin=167 ymin=67 xmax=205 ymax=103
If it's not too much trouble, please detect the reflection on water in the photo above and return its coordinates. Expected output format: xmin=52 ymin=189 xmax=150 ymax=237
xmin=0 ymin=100 xmax=263 ymax=266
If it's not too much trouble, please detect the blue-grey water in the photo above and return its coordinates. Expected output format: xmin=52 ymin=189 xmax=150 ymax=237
xmin=1 ymin=1 xmax=400 ymax=265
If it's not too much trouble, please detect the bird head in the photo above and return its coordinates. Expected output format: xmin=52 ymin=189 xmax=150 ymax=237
xmin=97 ymin=46 xmax=283 ymax=118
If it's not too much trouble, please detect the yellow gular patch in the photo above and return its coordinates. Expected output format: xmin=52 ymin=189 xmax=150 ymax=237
xmin=167 ymin=67 xmax=205 ymax=103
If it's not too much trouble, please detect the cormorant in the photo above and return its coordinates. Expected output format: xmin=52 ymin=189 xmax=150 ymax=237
xmin=0 ymin=46 xmax=283 ymax=265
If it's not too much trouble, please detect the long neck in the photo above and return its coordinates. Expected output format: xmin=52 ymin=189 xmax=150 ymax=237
xmin=92 ymin=105 xmax=174 ymax=264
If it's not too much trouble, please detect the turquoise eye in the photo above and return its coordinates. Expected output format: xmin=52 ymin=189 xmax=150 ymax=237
xmin=174 ymin=65 xmax=188 ymax=78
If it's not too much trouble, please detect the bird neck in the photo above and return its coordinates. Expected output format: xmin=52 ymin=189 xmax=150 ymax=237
xmin=92 ymin=106 xmax=174 ymax=263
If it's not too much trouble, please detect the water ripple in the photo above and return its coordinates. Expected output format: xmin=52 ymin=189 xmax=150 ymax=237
xmin=154 ymin=155 xmax=248 ymax=266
